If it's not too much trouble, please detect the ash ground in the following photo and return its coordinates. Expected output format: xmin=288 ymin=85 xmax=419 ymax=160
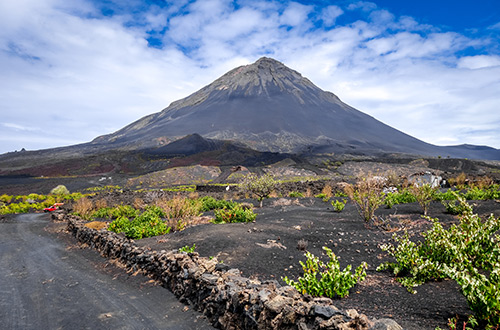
xmin=136 ymin=198 xmax=500 ymax=330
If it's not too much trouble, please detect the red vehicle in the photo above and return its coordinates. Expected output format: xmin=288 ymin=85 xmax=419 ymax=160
xmin=44 ymin=203 xmax=64 ymax=212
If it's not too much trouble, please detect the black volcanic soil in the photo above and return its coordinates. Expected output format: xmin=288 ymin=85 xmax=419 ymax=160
xmin=135 ymin=198 xmax=500 ymax=330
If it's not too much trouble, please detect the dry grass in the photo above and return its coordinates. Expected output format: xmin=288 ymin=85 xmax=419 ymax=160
xmin=239 ymin=202 xmax=254 ymax=210
xmin=94 ymin=198 xmax=108 ymax=210
xmin=153 ymin=196 xmax=205 ymax=232
xmin=304 ymin=188 xmax=313 ymax=197
xmin=84 ymin=221 xmax=108 ymax=230
xmin=321 ymin=184 xmax=333 ymax=199
xmin=297 ymin=239 xmax=308 ymax=251
xmin=133 ymin=197 xmax=146 ymax=210
xmin=269 ymin=190 xmax=280 ymax=198
xmin=384 ymin=170 xmax=401 ymax=187
xmin=449 ymin=172 xmax=467 ymax=189
xmin=155 ymin=196 xmax=201 ymax=220
xmin=472 ymin=176 xmax=494 ymax=189
xmin=271 ymin=198 xmax=302 ymax=207
xmin=344 ymin=176 xmax=385 ymax=222
xmin=73 ymin=197 xmax=94 ymax=219
xmin=166 ymin=215 xmax=212 ymax=232
xmin=188 ymin=191 xmax=200 ymax=200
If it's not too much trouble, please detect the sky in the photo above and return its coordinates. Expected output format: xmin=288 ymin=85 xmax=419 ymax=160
xmin=1 ymin=0 xmax=500 ymax=154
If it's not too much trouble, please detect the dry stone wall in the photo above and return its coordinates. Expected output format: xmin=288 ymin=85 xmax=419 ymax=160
xmin=56 ymin=213 xmax=402 ymax=330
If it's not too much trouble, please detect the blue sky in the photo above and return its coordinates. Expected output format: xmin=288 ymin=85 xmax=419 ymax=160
xmin=1 ymin=0 xmax=499 ymax=154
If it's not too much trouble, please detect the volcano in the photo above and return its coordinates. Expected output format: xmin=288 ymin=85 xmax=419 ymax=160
xmin=91 ymin=57 xmax=499 ymax=160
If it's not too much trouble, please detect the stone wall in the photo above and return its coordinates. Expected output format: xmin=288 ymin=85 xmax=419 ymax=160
xmin=56 ymin=213 xmax=402 ymax=330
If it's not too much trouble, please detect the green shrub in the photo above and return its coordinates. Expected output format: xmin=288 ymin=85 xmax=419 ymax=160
xmin=435 ymin=316 xmax=478 ymax=330
xmin=108 ymin=208 xmax=171 ymax=239
xmin=240 ymin=173 xmax=277 ymax=207
xmin=0 ymin=202 xmax=33 ymax=214
xmin=155 ymin=197 xmax=201 ymax=220
xmin=0 ymin=192 xmax=90 ymax=215
xmin=377 ymin=196 xmax=500 ymax=327
xmin=331 ymin=199 xmax=346 ymax=212
xmin=50 ymin=185 xmax=70 ymax=195
xmin=344 ymin=177 xmax=385 ymax=222
xmin=384 ymin=189 xmax=416 ymax=208
xmin=434 ymin=189 xmax=459 ymax=201
xmin=92 ymin=205 xmax=140 ymax=220
xmin=409 ymin=184 xmax=437 ymax=216
xmin=289 ymin=191 xmax=304 ymax=198
xmin=179 ymin=244 xmax=196 ymax=253
xmin=442 ymin=197 xmax=470 ymax=215
xmin=213 ymin=205 xmax=256 ymax=223
xmin=107 ymin=216 xmax=131 ymax=233
xmin=143 ymin=205 xmax=167 ymax=218
xmin=0 ymin=194 xmax=12 ymax=203
xmin=334 ymin=191 xmax=348 ymax=197
xmin=283 ymin=246 xmax=367 ymax=298
xmin=198 ymin=196 xmax=238 ymax=212
xmin=315 ymin=193 xmax=330 ymax=202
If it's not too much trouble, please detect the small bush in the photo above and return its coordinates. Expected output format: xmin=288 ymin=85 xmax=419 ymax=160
xmin=156 ymin=197 xmax=200 ymax=220
xmin=384 ymin=189 xmax=416 ymax=208
xmin=449 ymin=172 xmax=468 ymax=190
xmin=50 ymin=185 xmax=70 ymax=195
xmin=133 ymin=197 xmax=146 ymax=210
xmin=289 ymin=191 xmax=304 ymax=198
xmin=213 ymin=205 xmax=256 ymax=223
xmin=471 ymin=176 xmax=494 ymax=190
xmin=240 ymin=173 xmax=277 ymax=207
xmin=179 ymin=244 xmax=196 ymax=253
xmin=108 ymin=209 xmax=171 ymax=240
xmin=331 ymin=199 xmax=346 ymax=212
xmin=198 ymin=196 xmax=238 ymax=212
xmin=344 ymin=177 xmax=385 ymax=222
xmin=334 ymin=191 xmax=348 ymax=197
xmin=92 ymin=205 xmax=140 ymax=220
xmin=435 ymin=189 xmax=459 ymax=201
xmin=0 ymin=194 xmax=12 ymax=203
xmin=315 ymin=193 xmax=330 ymax=202
xmin=435 ymin=315 xmax=478 ymax=330
xmin=320 ymin=184 xmax=333 ymax=199
xmin=409 ymin=184 xmax=437 ymax=216
xmin=73 ymin=197 xmax=94 ymax=220
xmin=297 ymin=239 xmax=308 ymax=251
xmin=107 ymin=216 xmax=131 ymax=234
xmin=94 ymin=198 xmax=108 ymax=210
xmin=443 ymin=197 xmax=470 ymax=215
xmin=283 ymin=246 xmax=367 ymax=298
xmin=464 ymin=187 xmax=490 ymax=201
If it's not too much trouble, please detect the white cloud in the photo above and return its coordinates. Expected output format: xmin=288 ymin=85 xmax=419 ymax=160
xmin=321 ymin=5 xmax=343 ymax=26
xmin=489 ymin=21 xmax=500 ymax=30
xmin=0 ymin=0 xmax=499 ymax=154
xmin=346 ymin=1 xmax=377 ymax=12
xmin=279 ymin=2 xmax=313 ymax=27
xmin=457 ymin=55 xmax=500 ymax=69
xmin=2 ymin=123 xmax=40 ymax=132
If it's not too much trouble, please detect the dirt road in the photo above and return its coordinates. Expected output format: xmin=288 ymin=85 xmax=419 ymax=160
xmin=0 ymin=213 xmax=214 ymax=330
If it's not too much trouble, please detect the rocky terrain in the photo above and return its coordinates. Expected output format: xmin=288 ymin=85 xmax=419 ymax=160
xmin=50 ymin=176 xmax=500 ymax=330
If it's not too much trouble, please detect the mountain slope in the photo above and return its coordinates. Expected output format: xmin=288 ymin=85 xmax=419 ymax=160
xmin=92 ymin=57 xmax=499 ymax=160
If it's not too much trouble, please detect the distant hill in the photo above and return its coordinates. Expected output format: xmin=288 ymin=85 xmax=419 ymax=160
xmin=91 ymin=57 xmax=499 ymax=160
xmin=1 ymin=57 xmax=499 ymax=178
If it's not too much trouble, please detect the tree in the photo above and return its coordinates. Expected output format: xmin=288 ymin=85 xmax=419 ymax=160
xmin=50 ymin=185 xmax=70 ymax=195
xmin=240 ymin=173 xmax=277 ymax=207
xmin=409 ymin=183 xmax=436 ymax=216
xmin=344 ymin=176 xmax=385 ymax=222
